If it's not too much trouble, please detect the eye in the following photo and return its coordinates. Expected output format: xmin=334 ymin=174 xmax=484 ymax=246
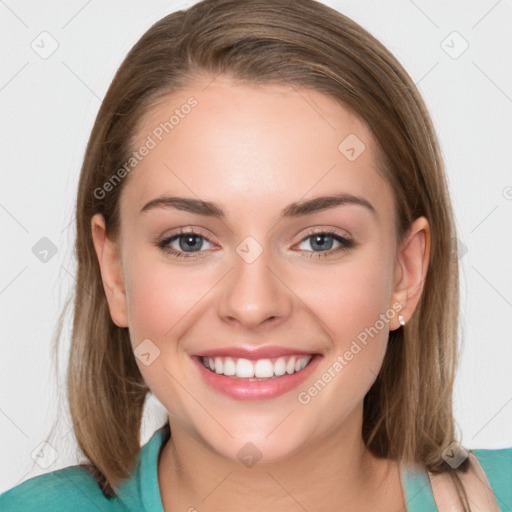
xmin=155 ymin=228 xmax=355 ymax=260
xmin=156 ymin=230 xmax=215 ymax=259
xmin=295 ymin=229 xmax=355 ymax=258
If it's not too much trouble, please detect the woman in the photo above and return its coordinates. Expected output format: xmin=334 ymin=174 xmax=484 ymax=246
xmin=1 ymin=0 xmax=510 ymax=510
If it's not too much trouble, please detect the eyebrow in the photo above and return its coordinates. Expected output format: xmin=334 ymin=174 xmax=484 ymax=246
xmin=140 ymin=192 xmax=376 ymax=219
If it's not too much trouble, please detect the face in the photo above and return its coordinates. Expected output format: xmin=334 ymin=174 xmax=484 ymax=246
xmin=92 ymin=74 xmax=428 ymax=464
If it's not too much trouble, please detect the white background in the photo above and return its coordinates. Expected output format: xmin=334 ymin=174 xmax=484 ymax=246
xmin=1 ymin=0 xmax=511 ymax=494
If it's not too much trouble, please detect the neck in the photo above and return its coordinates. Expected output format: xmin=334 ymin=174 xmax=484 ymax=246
xmin=157 ymin=407 xmax=404 ymax=511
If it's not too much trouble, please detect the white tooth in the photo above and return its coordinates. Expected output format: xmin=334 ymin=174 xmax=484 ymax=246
xmin=254 ymin=359 xmax=274 ymax=378
xmin=299 ymin=356 xmax=310 ymax=370
xmin=236 ymin=358 xmax=255 ymax=378
xmin=273 ymin=357 xmax=286 ymax=376
xmin=223 ymin=357 xmax=236 ymax=376
xmin=214 ymin=357 xmax=224 ymax=374
xmin=204 ymin=354 xmax=312 ymax=378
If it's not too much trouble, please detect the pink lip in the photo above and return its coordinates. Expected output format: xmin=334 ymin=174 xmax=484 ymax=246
xmin=192 ymin=345 xmax=317 ymax=361
xmin=191 ymin=354 xmax=323 ymax=401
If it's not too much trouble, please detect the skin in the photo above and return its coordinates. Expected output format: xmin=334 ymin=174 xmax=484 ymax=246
xmin=91 ymin=74 xmax=430 ymax=511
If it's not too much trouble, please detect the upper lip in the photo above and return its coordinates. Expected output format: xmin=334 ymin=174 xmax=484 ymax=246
xmin=193 ymin=346 xmax=318 ymax=360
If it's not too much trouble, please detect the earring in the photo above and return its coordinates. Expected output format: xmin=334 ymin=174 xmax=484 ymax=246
xmin=398 ymin=314 xmax=405 ymax=326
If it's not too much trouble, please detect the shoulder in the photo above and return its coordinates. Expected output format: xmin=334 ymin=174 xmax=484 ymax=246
xmin=0 ymin=424 xmax=170 ymax=512
xmin=425 ymin=447 xmax=512 ymax=512
xmin=471 ymin=446 xmax=512 ymax=506
xmin=0 ymin=465 xmax=127 ymax=512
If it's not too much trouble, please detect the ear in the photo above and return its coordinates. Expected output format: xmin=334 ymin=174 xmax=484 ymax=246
xmin=91 ymin=213 xmax=128 ymax=328
xmin=389 ymin=216 xmax=430 ymax=330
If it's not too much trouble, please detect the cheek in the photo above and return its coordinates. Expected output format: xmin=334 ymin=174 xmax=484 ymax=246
xmin=123 ymin=256 xmax=209 ymax=407
xmin=124 ymin=260 xmax=206 ymax=343
xmin=295 ymin=259 xmax=394 ymax=414
xmin=306 ymin=255 xmax=395 ymax=397
xmin=307 ymin=257 xmax=394 ymax=341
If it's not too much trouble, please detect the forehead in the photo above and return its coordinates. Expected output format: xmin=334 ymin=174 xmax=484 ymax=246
xmin=121 ymin=75 xmax=393 ymax=223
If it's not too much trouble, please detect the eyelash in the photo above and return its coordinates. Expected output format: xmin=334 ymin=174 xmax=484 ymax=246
xmin=155 ymin=228 xmax=356 ymax=260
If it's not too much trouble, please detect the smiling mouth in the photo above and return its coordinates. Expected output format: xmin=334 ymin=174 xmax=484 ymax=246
xmin=199 ymin=354 xmax=317 ymax=381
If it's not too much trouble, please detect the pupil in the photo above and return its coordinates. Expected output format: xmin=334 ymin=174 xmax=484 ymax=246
xmin=180 ymin=235 xmax=202 ymax=252
xmin=313 ymin=234 xmax=333 ymax=251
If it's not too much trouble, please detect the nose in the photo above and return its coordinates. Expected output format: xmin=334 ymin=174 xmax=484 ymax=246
xmin=216 ymin=246 xmax=293 ymax=331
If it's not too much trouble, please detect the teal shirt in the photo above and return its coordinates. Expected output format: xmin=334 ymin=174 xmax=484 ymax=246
xmin=1 ymin=424 xmax=511 ymax=511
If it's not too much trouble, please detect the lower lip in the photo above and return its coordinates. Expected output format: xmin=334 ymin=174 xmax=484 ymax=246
xmin=192 ymin=354 xmax=322 ymax=401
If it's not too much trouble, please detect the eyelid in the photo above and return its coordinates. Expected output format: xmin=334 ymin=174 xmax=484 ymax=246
xmin=156 ymin=226 xmax=217 ymax=244
xmin=295 ymin=225 xmax=353 ymax=241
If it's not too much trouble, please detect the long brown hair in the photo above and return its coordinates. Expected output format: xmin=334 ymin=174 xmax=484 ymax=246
xmin=46 ymin=0 xmax=467 ymax=504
